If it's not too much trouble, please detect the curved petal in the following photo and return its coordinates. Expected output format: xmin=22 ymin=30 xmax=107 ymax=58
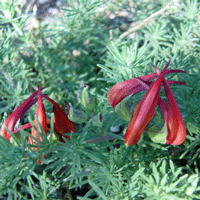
xmin=163 ymin=80 xmax=186 ymax=145
xmin=108 ymin=69 xmax=186 ymax=109
xmin=12 ymin=122 xmax=32 ymax=134
xmin=1 ymin=91 xmax=39 ymax=141
xmin=108 ymin=73 xmax=158 ymax=109
xmin=43 ymin=95 xmax=76 ymax=141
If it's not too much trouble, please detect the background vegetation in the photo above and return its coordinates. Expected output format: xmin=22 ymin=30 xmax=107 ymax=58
xmin=0 ymin=0 xmax=200 ymax=199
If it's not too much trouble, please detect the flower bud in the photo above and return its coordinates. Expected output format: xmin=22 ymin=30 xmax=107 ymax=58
xmin=68 ymin=103 xmax=89 ymax=124
xmin=147 ymin=123 xmax=168 ymax=144
xmin=81 ymin=86 xmax=95 ymax=112
xmin=115 ymin=96 xmax=132 ymax=121
xmin=47 ymin=132 xmax=59 ymax=144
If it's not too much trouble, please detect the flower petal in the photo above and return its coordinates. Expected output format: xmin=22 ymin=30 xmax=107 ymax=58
xmin=12 ymin=122 xmax=32 ymax=134
xmin=29 ymin=87 xmax=47 ymax=145
xmin=163 ymin=80 xmax=186 ymax=145
xmin=43 ymin=95 xmax=76 ymax=141
xmin=108 ymin=68 xmax=186 ymax=109
xmin=108 ymin=73 xmax=158 ymax=109
xmin=1 ymin=90 xmax=39 ymax=141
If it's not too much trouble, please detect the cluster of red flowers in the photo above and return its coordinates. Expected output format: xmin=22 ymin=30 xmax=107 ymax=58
xmin=108 ymin=62 xmax=187 ymax=146
xmin=0 ymin=63 xmax=187 ymax=162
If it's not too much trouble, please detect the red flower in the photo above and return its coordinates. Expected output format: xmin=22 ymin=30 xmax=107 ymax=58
xmin=1 ymin=87 xmax=76 ymax=163
xmin=108 ymin=62 xmax=186 ymax=146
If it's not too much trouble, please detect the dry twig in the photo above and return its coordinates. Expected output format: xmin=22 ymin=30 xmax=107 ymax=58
xmin=119 ymin=0 xmax=173 ymax=39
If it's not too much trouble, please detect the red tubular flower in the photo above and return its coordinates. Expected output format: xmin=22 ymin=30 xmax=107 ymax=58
xmin=13 ymin=97 xmax=76 ymax=142
xmin=108 ymin=62 xmax=186 ymax=146
xmin=124 ymin=65 xmax=169 ymax=146
xmin=1 ymin=87 xmax=76 ymax=163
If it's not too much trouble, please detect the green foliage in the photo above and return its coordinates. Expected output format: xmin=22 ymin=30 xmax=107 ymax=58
xmin=0 ymin=0 xmax=200 ymax=199
xmin=140 ymin=160 xmax=200 ymax=199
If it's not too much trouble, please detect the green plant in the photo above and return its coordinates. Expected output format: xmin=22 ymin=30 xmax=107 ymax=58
xmin=0 ymin=0 xmax=200 ymax=199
